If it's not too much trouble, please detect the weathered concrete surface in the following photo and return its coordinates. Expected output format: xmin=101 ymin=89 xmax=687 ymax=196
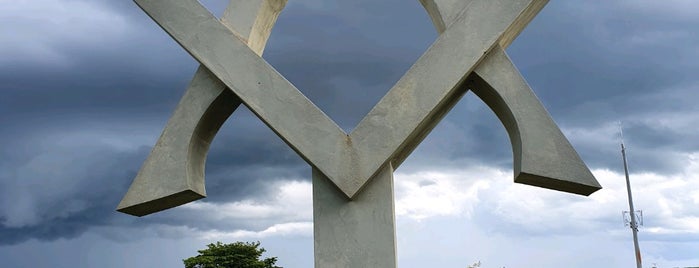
xmin=119 ymin=0 xmax=602 ymax=267
xmin=419 ymin=0 xmax=545 ymax=48
xmin=313 ymin=165 xmax=396 ymax=268
xmin=117 ymin=68 xmax=237 ymax=216
xmin=419 ymin=0 xmax=473 ymax=34
xmin=221 ymin=0 xmax=286 ymax=56
xmin=471 ymin=47 xmax=601 ymax=195
xmin=117 ymin=0 xmax=286 ymax=216
xmin=351 ymin=0 xmax=551 ymax=196
xmin=419 ymin=0 xmax=600 ymax=195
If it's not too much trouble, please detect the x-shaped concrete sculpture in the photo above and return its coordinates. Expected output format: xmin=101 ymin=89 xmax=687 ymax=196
xmin=117 ymin=0 xmax=601 ymax=267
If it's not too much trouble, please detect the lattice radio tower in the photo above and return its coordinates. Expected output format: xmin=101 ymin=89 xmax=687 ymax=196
xmin=620 ymin=123 xmax=643 ymax=268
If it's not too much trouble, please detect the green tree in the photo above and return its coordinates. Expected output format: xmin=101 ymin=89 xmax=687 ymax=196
xmin=183 ymin=241 xmax=282 ymax=268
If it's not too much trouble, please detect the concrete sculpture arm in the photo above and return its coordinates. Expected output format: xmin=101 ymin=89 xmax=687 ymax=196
xmin=351 ymin=0 xmax=558 ymax=196
xmin=117 ymin=0 xmax=287 ymax=216
xmin=470 ymin=48 xmax=600 ymax=195
xmin=419 ymin=0 xmax=600 ymax=195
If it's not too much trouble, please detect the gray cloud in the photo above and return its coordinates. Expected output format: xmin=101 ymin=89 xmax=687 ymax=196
xmin=0 ymin=140 xmax=143 ymax=244
xmin=263 ymin=2 xmax=435 ymax=131
xmin=503 ymin=2 xmax=699 ymax=175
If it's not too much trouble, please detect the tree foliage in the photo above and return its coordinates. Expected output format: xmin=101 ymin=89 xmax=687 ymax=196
xmin=183 ymin=241 xmax=282 ymax=268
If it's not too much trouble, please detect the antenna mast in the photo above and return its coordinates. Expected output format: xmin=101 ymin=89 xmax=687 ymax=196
xmin=620 ymin=123 xmax=642 ymax=268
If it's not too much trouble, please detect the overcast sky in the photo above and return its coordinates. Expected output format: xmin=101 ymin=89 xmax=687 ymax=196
xmin=2 ymin=0 xmax=699 ymax=267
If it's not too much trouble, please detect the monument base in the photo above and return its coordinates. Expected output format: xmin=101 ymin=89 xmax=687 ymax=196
xmin=313 ymin=165 xmax=397 ymax=268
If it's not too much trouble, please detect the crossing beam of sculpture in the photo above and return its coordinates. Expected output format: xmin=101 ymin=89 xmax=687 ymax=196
xmin=117 ymin=0 xmax=602 ymax=267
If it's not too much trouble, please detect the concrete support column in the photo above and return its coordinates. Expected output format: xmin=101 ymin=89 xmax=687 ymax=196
xmin=312 ymin=164 xmax=397 ymax=268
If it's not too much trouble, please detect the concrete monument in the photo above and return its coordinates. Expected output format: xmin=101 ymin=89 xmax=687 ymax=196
xmin=117 ymin=0 xmax=602 ymax=267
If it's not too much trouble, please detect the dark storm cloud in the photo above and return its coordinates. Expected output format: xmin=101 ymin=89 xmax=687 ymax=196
xmin=0 ymin=0 xmax=206 ymax=244
xmin=509 ymin=2 xmax=698 ymax=114
xmin=504 ymin=2 xmax=699 ymax=174
xmin=263 ymin=1 xmax=436 ymax=130
xmin=0 ymin=113 xmax=305 ymax=244
xmin=0 ymin=1 xmax=198 ymax=126
xmin=0 ymin=0 xmax=306 ymax=244
xmin=0 ymin=141 xmax=144 ymax=245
